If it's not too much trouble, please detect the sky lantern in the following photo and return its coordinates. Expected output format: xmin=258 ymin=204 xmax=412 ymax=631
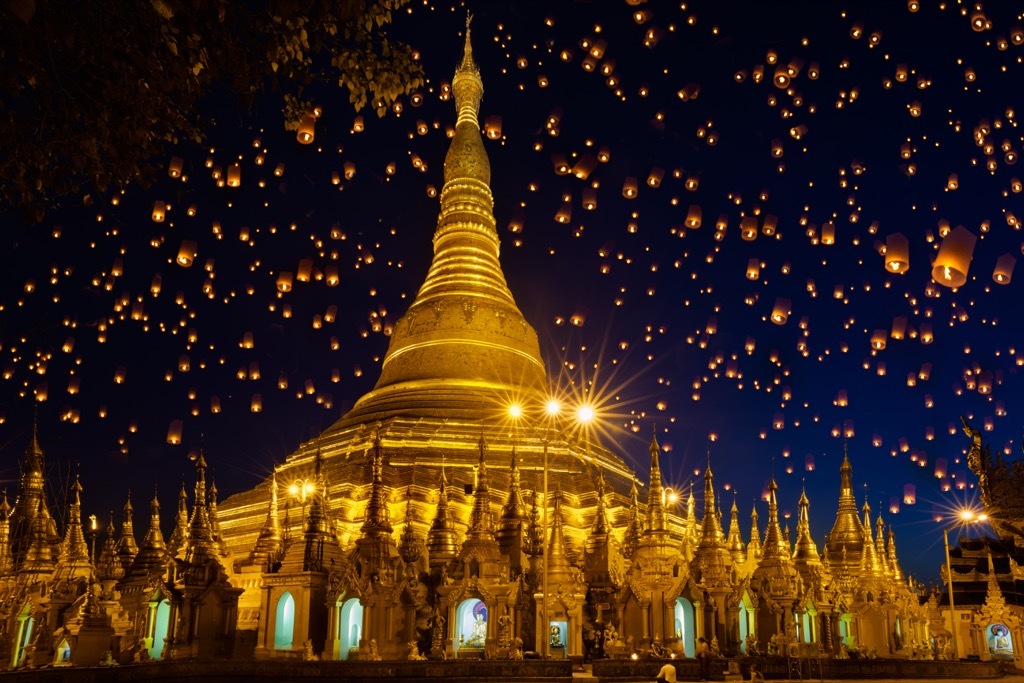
xmin=884 ymin=233 xmax=909 ymax=273
xmin=297 ymin=112 xmax=316 ymax=143
xmin=166 ymin=419 xmax=183 ymax=445
xmin=483 ymin=114 xmax=502 ymax=139
xmin=931 ymin=225 xmax=977 ymax=287
xmin=891 ymin=316 xmax=907 ymax=339
xmin=993 ymin=253 xmax=1016 ymax=284
xmin=176 ymin=240 xmax=197 ymax=267
xmin=746 ymin=258 xmax=760 ymax=280
xmin=870 ymin=330 xmax=887 ymax=350
xmin=685 ymin=205 xmax=701 ymax=228
xmin=168 ymin=156 xmax=184 ymax=178
xmin=740 ymin=217 xmax=757 ymax=241
xmin=227 ymin=163 xmax=241 ymax=187
xmin=903 ymin=484 xmax=916 ymax=505
xmin=647 ymin=167 xmax=664 ymax=188
xmin=152 ymin=201 xmax=166 ymax=222
xmin=251 ymin=393 xmax=262 ymax=413
xmin=771 ymin=297 xmax=791 ymax=325
xmin=622 ymin=177 xmax=638 ymax=198
xmin=276 ymin=272 xmax=293 ymax=293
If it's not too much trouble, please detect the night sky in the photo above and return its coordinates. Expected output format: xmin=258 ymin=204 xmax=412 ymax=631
xmin=2 ymin=0 xmax=1021 ymax=585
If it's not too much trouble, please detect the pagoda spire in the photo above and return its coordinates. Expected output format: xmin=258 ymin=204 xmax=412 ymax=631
xmin=760 ymin=478 xmax=788 ymax=561
xmin=874 ymin=509 xmax=886 ymax=560
xmin=129 ymin=487 xmax=169 ymax=578
xmin=497 ymin=444 xmax=527 ymax=555
xmin=622 ymin=477 xmax=643 ymax=560
xmin=168 ymin=482 xmax=190 ymax=558
xmin=726 ymin=494 xmax=746 ymax=564
xmin=97 ymin=513 xmax=123 ymax=581
xmin=825 ymin=441 xmax=865 ymax=567
xmin=20 ymin=498 xmax=56 ymax=575
xmin=117 ymin=491 xmax=139 ymax=572
xmin=645 ymin=431 xmax=668 ymax=534
xmin=345 ymin=15 xmax=546 ymax=425
xmin=11 ymin=418 xmax=50 ymax=566
xmin=426 ymin=465 xmax=459 ymax=569
xmin=208 ymin=479 xmax=228 ymax=557
xmin=246 ymin=471 xmax=283 ymax=570
xmin=747 ymin=503 xmax=763 ymax=563
xmin=56 ymin=475 xmax=91 ymax=576
xmin=886 ymin=526 xmax=903 ymax=581
xmin=859 ymin=497 xmax=883 ymax=577
xmin=793 ymin=485 xmax=821 ymax=565
xmin=362 ymin=431 xmax=392 ymax=535
xmin=467 ymin=431 xmax=495 ymax=537
xmin=545 ymin=486 xmax=573 ymax=585
xmin=698 ymin=457 xmax=724 ymax=548
xmin=398 ymin=488 xmax=425 ymax=565
xmin=185 ymin=450 xmax=218 ymax=563
xmin=593 ymin=467 xmax=610 ymax=536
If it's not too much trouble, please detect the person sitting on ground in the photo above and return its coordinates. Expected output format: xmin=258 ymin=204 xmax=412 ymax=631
xmin=749 ymin=661 xmax=765 ymax=683
xmin=655 ymin=660 xmax=677 ymax=683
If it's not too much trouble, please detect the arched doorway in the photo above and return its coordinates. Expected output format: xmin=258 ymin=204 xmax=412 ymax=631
xmin=275 ymin=592 xmax=295 ymax=650
xmin=150 ymin=598 xmax=171 ymax=659
xmin=737 ymin=592 xmax=755 ymax=653
xmin=456 ymin=598 xmax=487 ymax=652
xmin=674 ymin=597 xmax=696 ymax=658
xmin=338 ymin=598 xmax=363 ymax=660
xmin=838 ymin=613 xmax=854 ymax=649
xmin=54 ymin=639 xmax=71 ymax=665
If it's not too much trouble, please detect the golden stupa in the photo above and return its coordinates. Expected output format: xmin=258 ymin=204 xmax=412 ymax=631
xmin=216 ymin=15 xmax=637 ymax=617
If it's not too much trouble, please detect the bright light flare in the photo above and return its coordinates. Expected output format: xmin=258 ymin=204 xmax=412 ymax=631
xmin=577 ymin=405 xmax=595 ymax=423
xmin=508 ymin=403 xmax=523 ymax=419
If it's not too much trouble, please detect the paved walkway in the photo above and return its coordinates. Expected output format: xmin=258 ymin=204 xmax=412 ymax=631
xmin=571 ymin=670 xmax=1024 ymax=682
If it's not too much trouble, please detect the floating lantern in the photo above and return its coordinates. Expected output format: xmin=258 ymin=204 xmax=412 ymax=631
xmin=685 ymin=205 xmax=701 ymax=228
xmin=647 ymin=167 xmax=664 ymax=188
xmin=931 ymin=225 xmax=977 ymax=287
xmin=746 ymin=258 xmax=760 ymax=280
xmin=152 ymin=201 xmax=166 ymax=222
xmin=870 ymin=330 xmax=887 ymax=350
xmin=168 ymin=157 xmax=184 ymax=178
xmin=903 ymin=484 xmax=916 ymax=505
xmin=740 ymin=217 xmax=758 ymax=241
xmin=993 ymin=253 xmax=1016 ymax=284
xmin=176 ymin=240 xmax=197 ymax=267
xmin=226 ymin=163 xmax=241 ymax=187
xmin=167 ymin=419 xmax=183 ymax=445
xmin=771 ymin=297 xmax=791 ymax=325
xmin=277 ymin=272 xmax=293 ymax=293
xmin=885 ymin=233 xmax=909 ymax=273
xmin=622 ymin=177 xmax=638 ymax=198
xmin=484 ymin=115 xmax=502 ymax=139
xmin=297 ymin=113 xmax=316 ymax=143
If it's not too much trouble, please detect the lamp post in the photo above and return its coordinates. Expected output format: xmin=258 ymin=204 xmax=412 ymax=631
xmin=88 ymin=514 xmax=98 ymax=566
xmin=943 ymin=508 xmax=988 ymax=661
xmin=509 ymin=399 xmax=594 ymax=658
xmin=288 ymin=479 xmax=315 ymax=528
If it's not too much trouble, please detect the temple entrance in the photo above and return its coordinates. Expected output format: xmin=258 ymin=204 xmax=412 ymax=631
xmin=800 ymin=601 xmax=817 ymax=643
xmin=338 ymin=598 xmax=363 ymax=660
xmin=11 ymin=604 xmax=33 ymax=668
xmin=674 ymin=597 xmax=695 ymax=657
xmin=838 ymin=613 xmax=854 ymax=649
xmin=737 ymin=592 xmax=754 ymax=653
xmin=456 ymin=598 xmax=487 ymax=653
xmin=54 ymin=638 xmax=71 ymax=665
xmin=275 ymin=592 xmax=295 ymax=650
xmin=988 ymin=623 xmax=1014 ymax=659
xmin=150 ymin=598 xmax=171 ymax=659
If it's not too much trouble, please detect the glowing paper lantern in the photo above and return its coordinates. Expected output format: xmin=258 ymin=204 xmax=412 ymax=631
xmin=746 ymin=258 xmax=760 ymax=280
xmin=297 ymin=113 xmax=316 ymax=143
xmin=993 ymin=253 xmax=1016 ymax=284
xmin=622 ymin=177 xmax=638 ymax=198
xmin=884 ymin=233 xmax=909 ymax=273
xmin=770 ymin=297 xmax=791 ymax=325
xmin=168 ymin=157 xmax=184 ymax=178
xmin=870 ymin=330 xmax=887 ymax=350
xmin=152 ymin=201 xmax=166 ymax=222
xmin=931 ymin=225 xmax=976 ymax=287
xmin=227 ymin=163 xmax=241 ymax=187
xmin=167 ymin=419 xmax=183 ymax=445
xmin=176 ymin=240 xmax=197 ymax=267
xmin=277 ymin=272 xmax=293 ymax=293
xmin=903 ymin=484 xmax=916 ymax=505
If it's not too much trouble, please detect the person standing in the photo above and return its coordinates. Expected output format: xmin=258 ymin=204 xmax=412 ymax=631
xmin=697 ymin=637 xmax=710 ymax=681
xmin=655 ymin=661 xmax=676 ymax=683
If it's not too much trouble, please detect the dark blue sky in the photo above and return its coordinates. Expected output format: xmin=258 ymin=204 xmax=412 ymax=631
xmin=2 ymin=0 xmax=1020 ymax=583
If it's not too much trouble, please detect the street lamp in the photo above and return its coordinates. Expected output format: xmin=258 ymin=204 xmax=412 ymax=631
xmin=943 ymin=508 xmax=988 ymax=661
xmin=288 ymin=479 xmax=316 ymax=527
xmin=508 ymin=398 xmax=595 ymax=658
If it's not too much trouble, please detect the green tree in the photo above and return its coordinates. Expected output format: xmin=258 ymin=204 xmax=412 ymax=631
xmin=0 ymin=0 xmax=423 ymax=219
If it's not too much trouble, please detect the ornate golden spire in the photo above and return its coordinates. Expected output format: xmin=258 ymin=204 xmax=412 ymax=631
xmin=760 ymin=478 xmax=788 ymax=561
xmin=245 ymin=472 xmax=283 ymax=569
xmin=116 ymin=491 xmax=139 ymax=572
xmin=698 ymin=458 xmax=724 ymax=548
xmin=545 ymin=486 xmax=572 ymax=584
xmin=56 ymin=475 xmax=91 ymax=576
xmin=793 ymin=485 xmax=821 ymax=564
xmin=467 ymin=432 xmax=495 ymax=537
xmin=497 ymin=445 xmax=527 ymax=555
xmin=622 ymin=477 xmax=643 ymax=560
xmin=168 ymin=482 xmax=190 ymax=558
xmin=97 ymin=513 xmax=123 ymax=581
xmin=859 ymin=497 xmax=883 ymax=578
xmin=747 ymin=502 xmax=762 ymax=563
xmin=886 ymin=526 xmax=903 ymax=581
xmin=645 ymin=432 xmax=668 ymax=533
xmin=129 ymin=488 xmax=168 ymax=577
xmin=592 ymin=467 xmax=610 ymax=536
xmin=344 ymin=18 xmax=546 ymax=425
xmin=426 ymin=465 xmax=459 ymax=569
xmin=362 ymin=431 xmax=393 ymax=536
xmin=826 ymin=441 xmax=864 ymax=565
xmin=21 ymin=499 xmax=56 ymax=575
xmin=399 ymin=487 xmax=425 ymax=564
xmin=726 ymin=494 xmax=746 ymax=563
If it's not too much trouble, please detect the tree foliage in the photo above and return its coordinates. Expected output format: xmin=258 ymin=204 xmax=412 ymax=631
xmin=0 ymin=0 xmax=424 ymax=219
